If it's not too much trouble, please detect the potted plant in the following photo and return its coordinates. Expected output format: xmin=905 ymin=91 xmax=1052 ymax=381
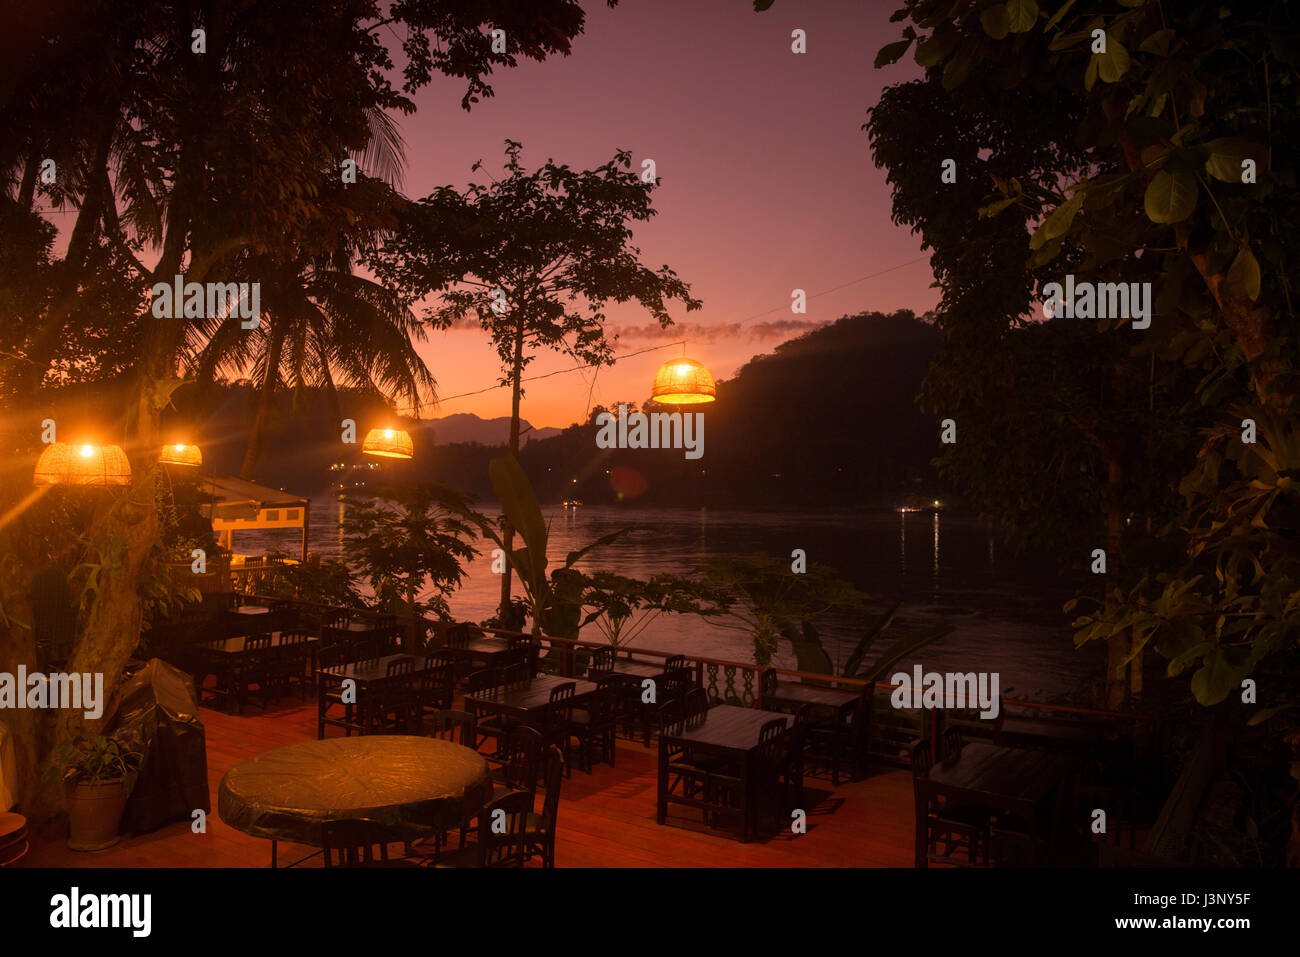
xmin=50 ymin=728 xmax=144 ymax=851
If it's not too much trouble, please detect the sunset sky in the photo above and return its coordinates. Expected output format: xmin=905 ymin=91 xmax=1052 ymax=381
xmin=393 ymin=0 xmax=936 ymax=428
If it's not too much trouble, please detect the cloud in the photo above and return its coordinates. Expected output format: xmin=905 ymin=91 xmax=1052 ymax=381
xmin=612 ymin=319 xmax=828 ymax=344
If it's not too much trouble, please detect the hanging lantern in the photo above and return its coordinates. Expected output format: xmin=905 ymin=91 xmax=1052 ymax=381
xmin=33 ymin=442 xmax=132 ymax=487
xmin=159 ymin=443 xmax=202 ymax=467
xmin=651 ymin=356 xmax=716 ymax=405
xmin=361 ymin=427 xmax=414 ymax=459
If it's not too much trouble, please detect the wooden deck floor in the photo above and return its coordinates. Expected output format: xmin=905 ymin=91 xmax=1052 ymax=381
xmin=19 ymin=696 xmax=918 ymax=868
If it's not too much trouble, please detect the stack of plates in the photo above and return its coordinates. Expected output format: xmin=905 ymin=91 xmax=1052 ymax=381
xmin=0 ymin=812 xmax=29 ymax=866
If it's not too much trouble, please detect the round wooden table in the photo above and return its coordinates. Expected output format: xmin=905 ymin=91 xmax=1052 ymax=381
xmin=218 ymin=736 xmax=490 ymax=865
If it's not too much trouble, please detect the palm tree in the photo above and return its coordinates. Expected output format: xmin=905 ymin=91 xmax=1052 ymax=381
xmin=185 ymin=248 xmax=436 ymax=479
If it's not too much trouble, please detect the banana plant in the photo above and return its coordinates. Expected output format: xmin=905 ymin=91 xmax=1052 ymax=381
xmin=478 ymin=456 xmax=639 ymax=636
xmin=783 ymin=602 xmax=954 ymax=683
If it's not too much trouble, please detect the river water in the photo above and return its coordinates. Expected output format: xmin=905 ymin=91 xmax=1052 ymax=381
xmin=239 ymin=501 xmax=1103 ymax=701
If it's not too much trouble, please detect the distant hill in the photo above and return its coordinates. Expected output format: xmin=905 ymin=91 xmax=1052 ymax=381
xmin=169 ymin=310 xmax=943 ymax=507
xmin=515 ymin=310 xmax=944 ymax=507
xmin=419 ymin=413 xmax=562 ymax=446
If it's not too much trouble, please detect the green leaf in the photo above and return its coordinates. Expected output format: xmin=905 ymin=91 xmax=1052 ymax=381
xmin=1144 ymin=170 xmax=1197 ymax=223
xmin=1204 ymin=138 xmax=1265 ymax=183
xmin=488 ymin=455 xmax=548 ymax=572
xmin=1042 ymin=190 xmax=1086 ymax=242
xmin=915 ymin=31 xmax=958 ymax=67
xmin=1138 ymin=28 xmax=1175 ymax=56
xmin=1189 ymin=649 xmax=1240 ymax=705
xmin=874 ymin=38 xmax=913 ymax=68
xmin=1224 ymin=245 xmax=1261 ymax=302
xmin=1093 ymin=38 xmax=1130 ymax=83
xmin=1006 ymin=0 xmax=1039 ymax=33
xmin=1044 ymin=0 xmax=1076 ymax=32
xmin=981 ymin=4 xmax=1011 ymax=40
xmin=1246 ymin=704 xmax=1294 ymax=726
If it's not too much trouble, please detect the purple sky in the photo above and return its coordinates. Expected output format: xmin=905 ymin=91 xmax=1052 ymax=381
xmin=393 ymin=0 xmax=937 ymax=427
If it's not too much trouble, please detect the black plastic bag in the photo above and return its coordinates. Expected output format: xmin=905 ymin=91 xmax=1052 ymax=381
xmin=109 ymin=658 xmax=210 ymax=835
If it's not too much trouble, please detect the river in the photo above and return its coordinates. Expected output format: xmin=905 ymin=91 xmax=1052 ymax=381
xmin=237 ymin=501 xmax=1104 ymax=702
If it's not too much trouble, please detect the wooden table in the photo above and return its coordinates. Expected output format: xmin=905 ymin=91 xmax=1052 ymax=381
xmin=464 ymin=674 xmax=597 ymax=728
xmin=995 ymin=715 xmax=1106 ymax=752
xmin=657 ymin=704 xmax=791 ymax=843
xmin=316 ymin=654 xmax=433 ymax=738
xmin=764 ymin=681 xmax=866 ymax=781
xmin=916 ymin=742 xmax=1074 ymax=867
xmin=218 ymin=736 xmax=491 ymax=867
xmin=195 ymin=631 xmax=317 ymax=714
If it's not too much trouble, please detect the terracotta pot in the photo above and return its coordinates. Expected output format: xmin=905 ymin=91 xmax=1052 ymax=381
xmin=66 ymin=780 xmax=130 ymax=851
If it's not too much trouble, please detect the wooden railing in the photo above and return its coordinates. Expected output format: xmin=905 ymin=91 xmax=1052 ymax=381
xmin=242 ymin=593 xmax=1153 ymax=765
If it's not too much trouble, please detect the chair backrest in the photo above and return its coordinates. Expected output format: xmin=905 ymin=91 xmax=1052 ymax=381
xmin=684 ymin=688 xmax=710 ymax=729
xmin=502 ymin=658 xmax=530 ymax=687
xmin=754 ymin=718 xmax=788 ymax=773
xmin=759 ymin=716 xmax=787 ymax=745
xmin=658 ymin=700 xmax=685 ymax=738
xmin=444 ymin=623 xmax=477 ymax=649
xmin=547 ymin=682 xmax=576 ymax=726
xmin=910 ymin=738 xmax=934 ymax=777
xmin=664 ymin=654 xmax=686 ymax=673
xmin=760 ymin=667 xmax=778 ymax=698
xmin=244 ymin=633 xmax=272 ymax=652
xmin=536 ymin=745 xmax=564 ymax=836
xmin=321 ymin=819 xmax=392 ymax=867
xmin=468 ymin=667 xmax=503 ymax=695
xmin=589 ymin=646 xmax=614 ymax=675
xmin=418 ymin=661 xmax=456 ymax=709
xmin=474 ymin=789 xmax=531 ymax=867
xmin=426 ymin=709 xmax=477 ymax=746
xmin=386 ymin=657 xmax=415 ymax=677
xmin=502 ymin=725 xmax=543 ymax=799
xmin=941 ymin=725 xmax=963 ymax=762
xmin=662 ymin=667 xmax=694 ymax=701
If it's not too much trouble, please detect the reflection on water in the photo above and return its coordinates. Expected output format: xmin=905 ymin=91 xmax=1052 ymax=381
xmin=239 ymin=501 xmax=1102 ymax=700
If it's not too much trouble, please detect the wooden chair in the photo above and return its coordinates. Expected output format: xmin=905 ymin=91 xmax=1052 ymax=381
xmin=759 ymin=667 xmax=778 ymax=704
xmin=267 ymin=630 xmax=311 ymax=700
xmin=238 ymin=634 xmax=274 ymax=711
xmin=321 ymin=820 xmax=418 ymax=868
xmin=568 ymin=676 xmax=619 ymax=772
xmin=435 ymin=790 xmax=531 ymax=868
xmin=589 ymin=646 xmax=614 ymax=677
xmin=542 ymin=682 xmax=577 ymax=766
xmin=468 ymin=668 xmax=512 ymax=755
xmin=365 ymin=658 xmax=416 ymax=733
xmin=911 ymin=738 xmax=990 ymax=866
xmin=425 ymin=709 xmax=477 ymax=746
xmin=524 ymin=746 xmax=565 ymax=868
xmin=412 ymin=660 xmax=456 ymax=725
xmin=495 ymin=725 xmax=543 ymax=807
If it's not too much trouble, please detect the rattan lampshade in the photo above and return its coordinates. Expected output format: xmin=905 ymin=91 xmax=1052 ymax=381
xmin=159 ymin=443 xmax=202 ymax=467
xmin=361 ymin=427 xmax=414 ymax=459
xmin=33 ymin=442 xmax=132 ymax=486
xmin=651 ymin=357 xmax=716 ymax=405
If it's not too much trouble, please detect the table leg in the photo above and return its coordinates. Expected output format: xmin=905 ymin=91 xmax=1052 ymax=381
xmin=317 ymin=682 xmax=326 ymax=739
xmin=741 ymin=753 xmax=752 ymax=843
xmin=656 ymin=735 xmax=668 ymax=825
xmin=914 ymin=783 xmax=929 ymax=868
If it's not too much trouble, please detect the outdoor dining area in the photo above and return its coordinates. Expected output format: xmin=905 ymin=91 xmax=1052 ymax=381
xmin=92 ymin=591 xmax=1156 ymax=869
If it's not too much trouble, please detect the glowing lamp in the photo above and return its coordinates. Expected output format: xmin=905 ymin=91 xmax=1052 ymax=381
xmin=651 ymin=356 xmax=716 ymax=405
xmin=362 ymin=427 xmax=413 ymax=459
xmin=34 ymin=442 xmax=132 ymax=487
xmin=160 ymin=443 xmax=202 ymax=467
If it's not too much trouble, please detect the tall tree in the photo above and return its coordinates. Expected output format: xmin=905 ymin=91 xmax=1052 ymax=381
xmin=368 ymin=140 xmax=702 ymax=614
xmin=0 ymin=0 xmax=618 ymax=819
